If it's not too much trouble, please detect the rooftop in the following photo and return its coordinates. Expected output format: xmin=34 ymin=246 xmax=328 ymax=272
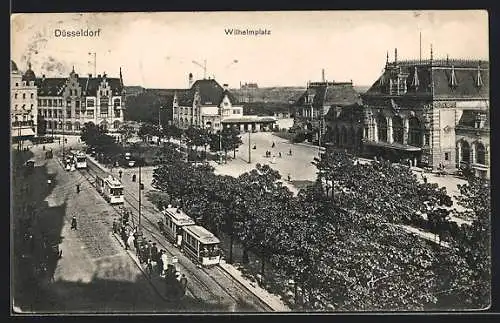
xmin=184 ymin=225 xmax=220 ymax=244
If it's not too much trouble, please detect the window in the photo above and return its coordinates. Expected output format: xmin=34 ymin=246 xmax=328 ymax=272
xmin=15 ymin=83 xmax=18 ymax=86
xmin=233 ymin=109 xmax=240 ymax=114
xmin=22 ymin=93 xmax=26 ymax=99
xmin=114 ymin=110 xmax=121 ymax=118
xmin=425 ymin=134 xmax=430 ymax=146
xmin=444 ymin=152 xmax=450 ymax=161
xmin=87 ymin=99 xmax=95 ymax=107
xmin=377 ymin=115 xmax=388 ymax=142
xmin=67 ymin=110 xmax=72 ymax=118
xmin=38 ymin=99 xmax=41 ymax=105
xmin=476 ymin=143 xmax=486 ymax=165
xmin=67 ymin=100 xmax=71 ymax=107
xmin=76 ymin=101 xmax=80 ymax=108
xmin=31 ymin=93 xmax=34 ymax=99
xmin=58 ymin=99 xmax=63 ymax=106
xmin=14 ymin=93 xmax=18 ymax=99
xmin=113 ymin=98 xmax=120 ymax=107
xmin=224 ymin=102 xmax=229 ymax=106
xmin=87 ymin=110 xmax=94 ymax=117
xmin=48 ymin=99 xmax=52 ymax=106
xmin=43 ymin=110 xmax=47 ymax=117
xmin=48 ymin=110 xmax=52 ymax=118
xmin=31 ymin=104 xmax=34 ymax=109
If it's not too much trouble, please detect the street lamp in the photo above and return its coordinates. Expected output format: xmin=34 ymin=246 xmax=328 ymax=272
xmin=248 ymin=128 xmax=251 ymax=164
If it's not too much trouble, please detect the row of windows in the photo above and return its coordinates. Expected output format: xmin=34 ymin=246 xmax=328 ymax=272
xmin=13 ymin=93 xmax=35 ymax=100
xmin=13 ymin=81 xmax=35 ymax=87
xmin=13 ymin=104 xmax=34 ymax=110
xmin=12 ymin=120 xmax=34 ymax=127
xmin=37 ymin=98 xmax=121 ymax=107
xmin=45 ymin=120 xmax=121 ymax=130
xmin=39 ymin=109 xmax=121 ymax=119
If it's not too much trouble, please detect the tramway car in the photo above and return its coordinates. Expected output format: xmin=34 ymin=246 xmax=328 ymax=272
xmin=181 ymin=225 xmax=221 ymax=267
xmin=95 ymin=175 xmax=124 ymax=204
xmin=74 ymin=153 xmax=87 ymax=169
xmin=161 ymin=207 xmax=196 ymax=247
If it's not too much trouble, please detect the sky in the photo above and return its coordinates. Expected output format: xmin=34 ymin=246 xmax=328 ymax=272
xmin=11 ymin=10 xmax=488 ymax=88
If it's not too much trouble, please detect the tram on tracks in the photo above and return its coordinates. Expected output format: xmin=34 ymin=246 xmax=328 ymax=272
xmin=73 ymin=153 xmax=87 ymax=169
xmin=182 ymin=225 xmax=221 ymax=267
xmin=95 ymin=174 xmax=124 ymax=204
xmin=160 ymin=207 xmax=196 ymax=247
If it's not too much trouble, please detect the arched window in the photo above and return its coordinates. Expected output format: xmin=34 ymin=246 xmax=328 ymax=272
xmin=460 ymin=140 xmax=471 ymax=164
xmin=22 ymin=93 xmax=26 ymax=99
xmin=66 ymin=122 xmax=72 ymax=130
xmin=74 ymin=122 xmax=81 ymax=131
xmin=475 ymin=142 xmax=486 ymax=165
xmin=408 ymin=117 xmax=423 ymax=146
xmin=113 ymin=98 xmax=121 ymax=107
xmin=31 ymin=93 xmax=34 ymax=99
xmin=113 ymin=120 xmax=120 ymax=129
xmin=392 ymin=115 xmax=404 ymax=144
xmin=377 ymin=114 xmax=387 ymax=142
xmin=14 ymin=93 xmax=18 ymax=99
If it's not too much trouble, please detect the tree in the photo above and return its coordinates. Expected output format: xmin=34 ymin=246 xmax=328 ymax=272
xmin=162 ymin=124 xmax=183 ymax=142
xmin=138 ymin=122 xmax=160 ymax=142
xmin=209 ymin=127 xmax=243 ymax=162
xmin=118 ymin=123 xmax=136 ymax=146
xmin=434 ymin=177 xmax=491 ymax=309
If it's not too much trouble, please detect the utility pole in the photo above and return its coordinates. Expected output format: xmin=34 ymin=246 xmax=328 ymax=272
xmin=138 ymin=164 xmax=142 ymax=238
xmin=248 ymin=128 xmax=251 ymax=163
xmin=219 ymin=131 xmax=222 ymax=164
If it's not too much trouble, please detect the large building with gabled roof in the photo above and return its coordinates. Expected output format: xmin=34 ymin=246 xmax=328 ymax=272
xmin=361 ymin=49 xmax=489 ymax=177
xmin=34 ymin=66 xmax=126 ymax=141
xmin=171 ymin=77 xmax=276 ymax=132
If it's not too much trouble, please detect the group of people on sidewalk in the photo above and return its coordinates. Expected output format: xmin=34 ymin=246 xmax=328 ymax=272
xmin=112 ymin=217 xmax=188 ymax=300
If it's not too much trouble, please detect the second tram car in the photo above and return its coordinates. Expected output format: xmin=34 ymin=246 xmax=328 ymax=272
xmin=95 ymin=175 xmax=124 ymax=204
xmin=182 ymin=225 xmax=221 ymax=267
xmin=161 ymin=207 xmax=196 ymax=247
xmin=74 ymin=153 xmax=87 ymax=169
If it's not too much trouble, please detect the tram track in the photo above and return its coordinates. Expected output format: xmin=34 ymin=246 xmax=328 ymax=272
xmin=77 ymin=166 xmax=243 ymax=309
xmin=82 ymin=160 xmax=274 ymax=311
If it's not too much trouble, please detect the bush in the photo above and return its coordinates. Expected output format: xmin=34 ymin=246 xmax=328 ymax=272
xmin=292 ymin=132 xmax=306 ymax=143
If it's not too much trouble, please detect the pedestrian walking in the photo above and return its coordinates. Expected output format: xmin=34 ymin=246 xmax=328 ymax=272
xmin=76 ymin=183 xmax=80 ymax=194
xmin=272 ymin=142 xmax=275 ymax=148
xmin=289 ymin=148 xmax=292 ymax=156
xmin=180 ymin=274 xmax=188 ymax=296
xmin=279 ymin=152 xmax=282 ymax=158
xmin=287 ymin=173 xmax=291 ymax=182
xmin=253 ymin=144 xmax=256 ymax=150
xmin=157 ymin=250 xmax=164 ymax=276
xmin=112 ymin=219 xmax=117 ymax=234
xmin=70 ymin=216 xmax=77 ymax=230
xmin=151 ymin=242 xmax=159 ymax=262
xmin=161 ymin=250 xmax=169 ymax=277
xmin=119 ymin=170 xmax=123 ymax=179
xmin=126 ymin=234 xmax=135 ymax=251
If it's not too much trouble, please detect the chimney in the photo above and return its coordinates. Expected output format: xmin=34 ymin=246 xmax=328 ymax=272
xmin=188 ymin=73 xmax=194 ymax=88
xmin=395 ymin=48 xmax=398 ymax=64
xmin=322 ymin=69 xmax=325 ymax=82
xmin=223 ymin=83 xmax=229 ymax=91
xmin=89 ymin=73 xmax=92 ymax=78
xmin=42 ymin=74 xmax=46 ymax=81
xmin=97 ymin=74 xmax=101 ymax=78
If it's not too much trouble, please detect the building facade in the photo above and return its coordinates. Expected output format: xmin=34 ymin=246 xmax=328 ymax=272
xmin=171 ymin=78 xmax=276 ymax=132
xmin=293 ymin=80 xmax=362 ymax=143
xmin=11 ymin=61 xmax=38 ymax=141
xmin=360 ymin=51 xmax=489 ymax=177
xmin=34 ymin=67 xmax=125 ymax=141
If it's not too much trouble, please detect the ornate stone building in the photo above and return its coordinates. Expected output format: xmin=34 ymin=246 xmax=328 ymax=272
xmin=361 ymin=50 xmax=489 ymax=177
xmin=11 ymin=61 xmax=38 ymax=140
xmin=293 ymin=80 xmax=362 ymax=143
xmin=34 ymin=67 xmax=125 ymax=141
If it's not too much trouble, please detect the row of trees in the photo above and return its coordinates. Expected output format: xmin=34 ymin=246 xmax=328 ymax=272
xmin=80 ymin=122 xmax=123 ymax=164
xmin=138 ymin=122 xmax=243 ymax=161
xmin=150 ymin=147 xmax=490 ymax=310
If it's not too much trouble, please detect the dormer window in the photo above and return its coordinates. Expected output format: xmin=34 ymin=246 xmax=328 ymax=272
xmin=450 ymin=66 xmax=458 ymax=88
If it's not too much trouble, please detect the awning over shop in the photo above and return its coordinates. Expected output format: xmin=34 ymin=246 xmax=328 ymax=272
xmin=11 ymin=128 xmax=35 ymax=138
xmin=363 ymin=140 xmax=421 ymax=152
